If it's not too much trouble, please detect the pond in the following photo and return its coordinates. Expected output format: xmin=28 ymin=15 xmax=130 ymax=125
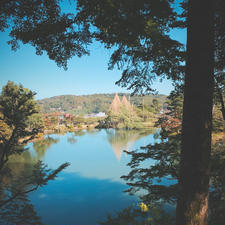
xmin=2 ymin=129 xmax=157 ymax=225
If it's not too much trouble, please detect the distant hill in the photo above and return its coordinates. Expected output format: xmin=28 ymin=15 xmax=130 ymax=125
xmin=37 ymin=93 xmax=167 ymax=115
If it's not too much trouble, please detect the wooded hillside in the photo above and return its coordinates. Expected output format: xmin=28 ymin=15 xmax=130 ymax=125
xmin=38 ymin=93 xmax=167 ymax=115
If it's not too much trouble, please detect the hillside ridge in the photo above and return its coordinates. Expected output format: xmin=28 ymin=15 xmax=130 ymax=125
xmin=38 ymin=93 xmax=167 ymax=115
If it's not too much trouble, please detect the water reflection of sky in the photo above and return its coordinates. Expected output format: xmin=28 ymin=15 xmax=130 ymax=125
xmin=30 ymin=172 xmax=137 ymax=225
xmin=28 ymin=129 xmax=157 ymax=225
xmin=35 ymin=129 xmax=156 ymax=182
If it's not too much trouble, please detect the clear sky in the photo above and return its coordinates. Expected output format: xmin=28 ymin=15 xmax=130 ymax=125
xmin=0 ymin=4 xmax=186 ymax=100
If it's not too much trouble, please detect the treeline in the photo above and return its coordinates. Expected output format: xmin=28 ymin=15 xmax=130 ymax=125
xmin=42 ymin=112 xmax=103 ymax=134
xmin=38 ymin=93 xmax=167 ymax=115
xmin=97 ymin=94 xmax=162 ymax=129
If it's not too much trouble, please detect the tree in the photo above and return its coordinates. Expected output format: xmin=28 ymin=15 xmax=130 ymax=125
xmin=122 ymin=90 xmax=225 ymax=225
xmin=76 ymin=0 xmax=185 ymax=94
xmin=0 ymin=81 xmax=43 ymax=170
xmin=122 ymin=91 xmax=182 ymax=206
xmin=0 ymin=82 xmax=69 ymax=221
xmin=75 ymin=1 xmax=223 ymax=224
xmin=176 ymin=1 xmax=214 ymax=224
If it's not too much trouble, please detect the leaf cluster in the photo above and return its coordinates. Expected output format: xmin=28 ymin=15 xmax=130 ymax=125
xmin=0 ymin=0 xmax=91 ymax=69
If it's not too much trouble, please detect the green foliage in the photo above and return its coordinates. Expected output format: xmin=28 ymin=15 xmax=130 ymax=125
xmin=212 ymin=80 xmax=225 ymax=132
xmin=209 ymin=137 xmax=225 ymax=224
xmin=109 ymin=108 xmax=143 ymax=129
xmin=166 ymin=91 xmax=183 ymax=120
xmin=98 ymin=110 xmax=142 ymax=129
xmin=0 ymin=81 xmax=38 ymax=129
xmin=121 ymin=91 xmax=225 ymax=224
xmin=122 ymin=131 xmax=180 ymax=204
xmin=0 ymin=0 xmax=91 ymax=69
xmin=0 ymin=81 xmax=43 ymax=169
xmin=76 ymin=0 xmax=185 ymax=94
xmin=26 ymin=113 xmax=44 ymax=131
xmin=212 ymin=105 xmax=224 ymax=132
xmin=151 ymin=99 xmax=161 ymax=114
xmin=0 ymin=82 xmax=69 ymax=223
xmin=97 ymin=94 xmax=161 ymax=129
xmin=99 ymin=203 xmax=174 ymax=225
xmin=1 ymin=2 xmax=225 ymax=223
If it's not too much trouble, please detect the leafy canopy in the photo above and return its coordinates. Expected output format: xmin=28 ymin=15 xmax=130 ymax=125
xmin=76 ymin=0 xmax=185 ymax=94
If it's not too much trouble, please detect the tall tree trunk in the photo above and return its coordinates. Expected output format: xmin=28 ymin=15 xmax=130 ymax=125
xmin=176 ymin=0 xmax=214 ymax=224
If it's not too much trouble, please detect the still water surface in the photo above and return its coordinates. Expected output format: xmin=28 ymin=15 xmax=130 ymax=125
xmin=26 ymin=129 xmax=156 ymax=224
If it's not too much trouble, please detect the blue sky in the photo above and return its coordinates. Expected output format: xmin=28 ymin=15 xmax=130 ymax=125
xmin=0 ymin=4 xmax=186 ymax=100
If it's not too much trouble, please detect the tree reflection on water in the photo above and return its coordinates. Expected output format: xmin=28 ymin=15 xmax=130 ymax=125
xmin=106 ymin=129 xmax=155 ymax=161
xmin=0 ymin=136 xmax=69 ymax=225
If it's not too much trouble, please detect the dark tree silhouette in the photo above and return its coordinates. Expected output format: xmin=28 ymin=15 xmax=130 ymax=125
xmin=0 ymin=0 xmax=91 ymax=69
